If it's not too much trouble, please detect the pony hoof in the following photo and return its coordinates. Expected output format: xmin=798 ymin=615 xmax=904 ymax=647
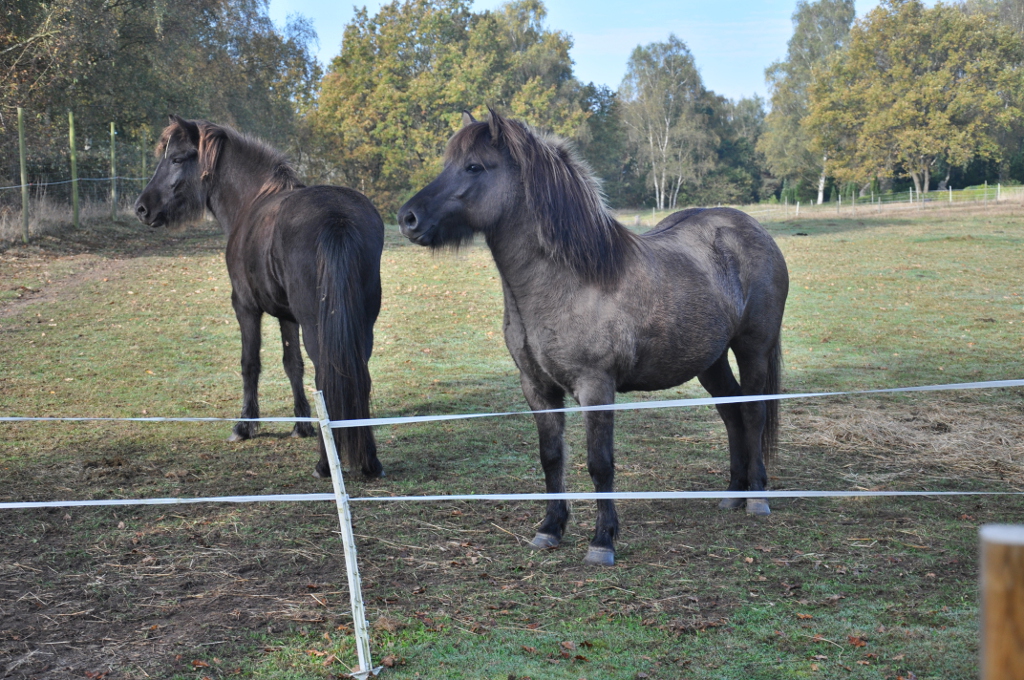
xmin=718 ymin=498 xmax=745 ymax=510
xmin=583 ymin=547 xmax=615 ymax=567
xmin=746 ymin=499 xmax=771 ymax=516
xmin=313 ymin=468 xmax=331 ymax=479
xmin=529 ymin=533 xmax=559 ymax=550
xmin=227 ymin=432 xmax=245 ymax=443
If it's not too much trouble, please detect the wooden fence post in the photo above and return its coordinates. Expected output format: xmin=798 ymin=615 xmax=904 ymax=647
xmin=18 ymin=107 xmax=29 ymax=244
xmin=68 ymin=111 xmax=79 ymax=229
xmin=980 ymin=524 xmax=1024 ymax=679
xmin=110 ymin=122 xmax=117 ymax=221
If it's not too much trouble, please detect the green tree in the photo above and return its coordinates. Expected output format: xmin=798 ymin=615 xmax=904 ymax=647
xmin=701 ymin=94 xmax=768 ymax=205
xmin=806 ymin=0 xmax=1024 ymax=193
xmin=573 ymin=83 xmax=648 ymax=208
xmin=618 ymin=35 xmax=717 ymax=211
xmin=757 ymin=0 xmax=855 ymax=204
xmin=1 ymin=0 xmax=320 ymax=187
xmin=313 ymin=0 xmax=586 ymax=214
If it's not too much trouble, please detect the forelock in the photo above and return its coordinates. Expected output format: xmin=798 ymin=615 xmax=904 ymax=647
xmin=443 ymin=122 xmax=492 ymax=164
xmin=156 ymin=122 xmax=193 ymax=158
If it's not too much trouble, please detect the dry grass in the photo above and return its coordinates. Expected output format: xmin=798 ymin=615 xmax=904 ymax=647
xmin=784 ymin=399 xmax=1024 ymax=486
xmin=0 ymin=197 xmax=136 ymax=244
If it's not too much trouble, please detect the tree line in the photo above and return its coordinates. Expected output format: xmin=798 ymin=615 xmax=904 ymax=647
xmin=4 ymin=0 xmax=1024 ymax=216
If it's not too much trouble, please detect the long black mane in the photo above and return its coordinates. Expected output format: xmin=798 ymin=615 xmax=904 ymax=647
xmin=157 ymin=119 xmax=304 ymax=209
xmin=448 ymin=112 xmax=637 ymax=284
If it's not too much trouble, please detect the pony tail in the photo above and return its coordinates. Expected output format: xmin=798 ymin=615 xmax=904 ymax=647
xmin=761 ymin=335 xmax=783 ymax=466
xmin=197 ymin=123 xmax=226 ymax=181
xmin=316 ymin=213 xmax=383 ymax=476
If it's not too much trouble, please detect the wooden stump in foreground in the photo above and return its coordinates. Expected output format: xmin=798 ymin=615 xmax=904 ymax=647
xmin=980 ymin=524 xmax=1024 ymax=679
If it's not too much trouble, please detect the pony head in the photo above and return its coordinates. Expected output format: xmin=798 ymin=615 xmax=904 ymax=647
xmin=134 ymin=115 xmax=225 ymax=227
xmin=399 ymin=108 xmax=631 ymax=283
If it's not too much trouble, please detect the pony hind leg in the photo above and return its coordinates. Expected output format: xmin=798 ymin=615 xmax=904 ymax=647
xmin=697 ymin=350 xmax=768 ymax=514
xmin=279 ymin=319 xmax=315 ymax=439
xmin=729 ymin=340 xmax=779 ymax=516
xmin=520 ymin=375 xmax=570 ymax=552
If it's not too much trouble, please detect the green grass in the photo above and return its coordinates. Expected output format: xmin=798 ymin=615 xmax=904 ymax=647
xmin=1 ymin=208 xmax=1024 ymax=678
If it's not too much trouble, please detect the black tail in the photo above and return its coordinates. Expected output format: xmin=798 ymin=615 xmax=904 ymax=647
xmin=762 ymin=336 xmax=783 ymax=466
xmin=316 ymin=212 xmax=383 ymax=476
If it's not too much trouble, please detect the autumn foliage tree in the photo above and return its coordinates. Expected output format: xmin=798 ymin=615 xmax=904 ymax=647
xmin=1 ymin=0 xmax=320 ymax=186
xmin=805 ymin=0 xmax=1024 ymax=193
xmin=758 ymin=0 xmax=855 ymax=204
xmin=312 ymin=0 xmax=587 ymax=214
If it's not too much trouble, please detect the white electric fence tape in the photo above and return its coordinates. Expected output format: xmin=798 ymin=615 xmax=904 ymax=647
xmin=1 ymin=378 xmax=1022 ymax=513
xmin=2 ymin=378 xmax=1023 ymax=428
xmin=0 ymin=490 xmax=1017 ymax=511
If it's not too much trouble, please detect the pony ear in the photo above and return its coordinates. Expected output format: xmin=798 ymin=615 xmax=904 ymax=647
xmin=461 ymin=110 xmax=476 ymax=127
xmin=168 ymin=115 xmax=200 ymax=147
xmin=197 ymin=122 xmax=226 ymax=181
xmin=487 ymin=107 xmax=505 ymax=146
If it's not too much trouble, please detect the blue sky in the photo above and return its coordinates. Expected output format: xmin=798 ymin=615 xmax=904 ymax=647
xmin=267 ymin=0 xmax=883 ymax=101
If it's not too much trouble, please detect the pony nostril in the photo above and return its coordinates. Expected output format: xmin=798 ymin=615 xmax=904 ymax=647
xmin=135 ymin=203 xmax=148 ymax=217
xmin=401 ymin=210 xmax=418 ymax=229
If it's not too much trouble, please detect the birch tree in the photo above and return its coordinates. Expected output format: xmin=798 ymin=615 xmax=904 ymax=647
xmin=619 ymin=35 xmax=716 ymax=211
xmin=757 ymin=0 xmax=854 ymax=204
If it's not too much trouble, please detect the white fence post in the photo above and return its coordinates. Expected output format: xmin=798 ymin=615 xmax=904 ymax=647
xmin=314 ymin=391 xmax=381 ymax=679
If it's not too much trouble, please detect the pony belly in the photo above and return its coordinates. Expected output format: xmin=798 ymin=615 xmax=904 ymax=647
xmin=617 ymin=371 xmax=699 ymax=394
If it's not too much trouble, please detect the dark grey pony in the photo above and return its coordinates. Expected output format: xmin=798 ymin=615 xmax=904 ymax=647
xmin=135 ymin=116 xmax=384 ymax=478
xmin=398 ymin=110 xmax=789 ymax=566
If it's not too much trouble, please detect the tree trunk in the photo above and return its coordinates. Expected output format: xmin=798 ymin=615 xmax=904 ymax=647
xmin=817 ymin=155 xmax=827 ymax=205
xmin=909 ymin=170 xmax=922 ymax=195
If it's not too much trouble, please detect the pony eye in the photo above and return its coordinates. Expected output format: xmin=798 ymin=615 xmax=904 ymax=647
xmin=171 ymin=157 xmax=184 ymax=165
xmin=465 ymin=163 xmax=483 ymax=174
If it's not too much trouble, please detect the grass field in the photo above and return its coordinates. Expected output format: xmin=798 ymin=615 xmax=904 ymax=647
xmin=1 ymin=206 xmax=1023 ymax=679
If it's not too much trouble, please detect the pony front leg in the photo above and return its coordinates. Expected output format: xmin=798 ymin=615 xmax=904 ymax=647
xmin=520 ymin=376 xmax=569 ymax=551
xmin=230 ymin=303 xmax=263 ymax=442
xmin=580 ymin=382 xmax=618 ymax=567
xmin=279 ymin=319 xmax=315 ymax=438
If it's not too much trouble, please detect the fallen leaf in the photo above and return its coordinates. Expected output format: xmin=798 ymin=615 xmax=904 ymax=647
xmin=848 ymin=635 xmax=868 ymax=647
xmin=796 ymin=613 xmax=813 ymax=620
xmin=192 ymin=660 xmax=210 ymax=668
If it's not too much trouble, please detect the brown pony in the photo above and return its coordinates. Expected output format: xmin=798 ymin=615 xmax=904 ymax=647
xmin=399 ymin=110 xmax=789 ymax=565
xmin=135 ymin=116 xmax=384 ymax=478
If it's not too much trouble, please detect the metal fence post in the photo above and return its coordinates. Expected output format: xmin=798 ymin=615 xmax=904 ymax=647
xmin=68 ymin=111 xmax=79 ymax=229
xmin=980 ymin=525 xmax=1024 ymax=679
xmin=313 ymin=391 xmax=381 ymax=679
xmin=110 ymin=122 xmax=117 ymax=221
xmin=18 ymin=107 xmax=29 ymax=244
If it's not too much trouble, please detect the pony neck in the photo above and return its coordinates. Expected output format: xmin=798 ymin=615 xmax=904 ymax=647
xmin=484 ymin=216 xmax=585 ymax=300
xmin=204 ymin=140 xmax=284 ymax=237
